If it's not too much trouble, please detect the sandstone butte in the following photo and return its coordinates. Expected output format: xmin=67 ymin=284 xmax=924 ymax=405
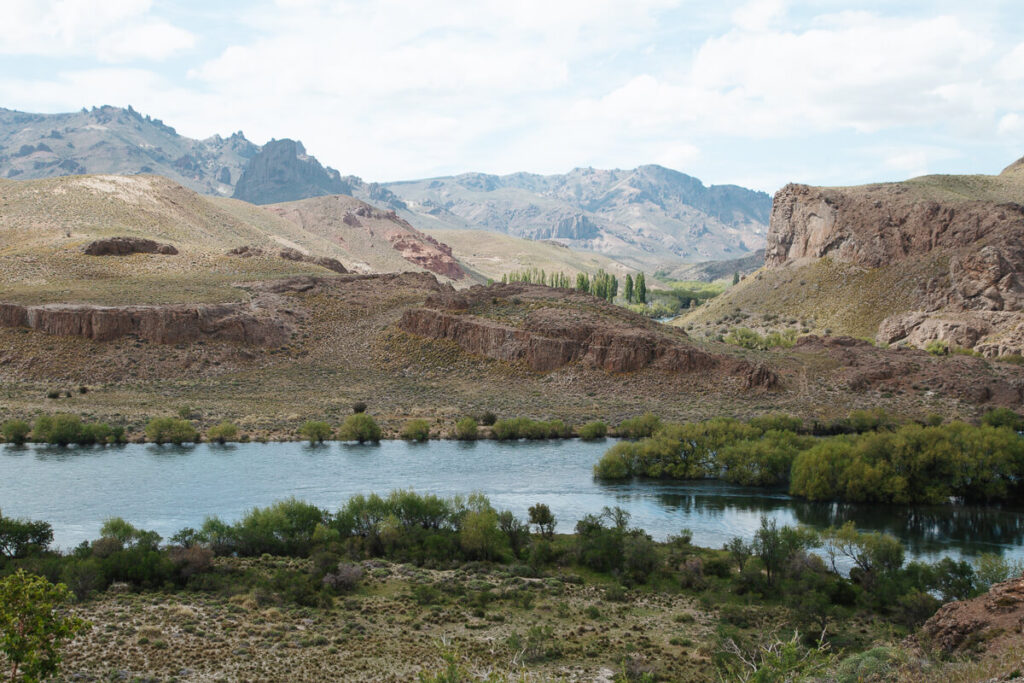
xmin=763 ymin=154 xmax=1024 ymax=356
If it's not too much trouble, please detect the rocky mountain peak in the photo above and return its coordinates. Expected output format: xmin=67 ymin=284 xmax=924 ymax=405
xmin=232 ymin=138 xmax=349 ymax=205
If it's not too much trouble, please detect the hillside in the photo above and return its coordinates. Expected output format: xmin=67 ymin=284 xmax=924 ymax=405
xmin=356 ymin=165 xmax=770 ymax=271
xmin=679 ymin=155 xmax=1024 ymax=357
xmin=0 ymin=174 xmax=468 ymax=307
xmin=427 ymin=229 xmax=638 ymax=283
xmin=0 ymin=106 xmax=771 ymax=271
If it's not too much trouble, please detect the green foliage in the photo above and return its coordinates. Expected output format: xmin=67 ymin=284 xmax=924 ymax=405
xmin=973 ymin=553 xmax=1024 ymax=591
xmin=229 ymin=498 xmax=325 ymax=557
xmin=528 ymin=503 xmax=556 ymax=539
xmin=352 ymin=402 xmax=368 ymax=414
xmin=298 ymin=420 xmax=333 ymax=443
xmin=791 ymin=422 xmax=1024 ymax=504
xmin=733 ymin=270 xmax=740 ymax=285
xmin=724 ymin=327 xmax=797 ymax=350
xmin=635 ymin=272 xmax=646 ymax=304
xmin=925 ymin=339 xmax=950 ymax=356
xmin=0 ymin=570 xmax=90 ymax=683
xmin=145 ymin=417 xmax=198 ymax=445
xmin=31 ymin=414 xmax=118 ymax=446
xmin=100 ymin=517 xmax=162 ymax=551
xmin=589 ymin=269 xmax=619 ymax=302
xmin=454 ymin=417 xmax=478 ymax=440
xmin=577 ymin=421 xmax=608 ymax=441
xmin=206 ymin=421 xmax=239 ymax=444
xmin=624 ymin=273 xmax=634 ymax=303
xmin=575 ymin=507 xmax=657 ymax=584
xmin=504 ymin=268 xmax=573 ymax=289
xmin=490 ymin=417 xmax=571 ymax=440
xmin=400 ymin=419 xmax=431 ymax=442
xmin=0 ymin=513 xmax=53 ymax=559
xmin=338 ymin=413 xmax=382 ymax=443
xmin=981 ymin=407 xmax=1024 ymax=431
xmin=616 ymin=413 xmax=661 ymax=439
xmin=1 ymin=419 xmax=31 ymax=445
xmin=833 ymin=646 xmax=898 ymax=683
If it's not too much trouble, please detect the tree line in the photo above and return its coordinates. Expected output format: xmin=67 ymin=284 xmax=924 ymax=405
xmin=595 ymin=409 xmax=1024 ymax=504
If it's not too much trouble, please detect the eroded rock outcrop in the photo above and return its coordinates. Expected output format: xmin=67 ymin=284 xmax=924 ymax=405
xmin=0 ymin=283 xmax=302 ymax=346
xmin=764 ymin=163 xmax=1024 ymax=355
xmin=399 ymin=283 xmax=778 ymax=387
xmin=922 ymin=576 xmax=1024 ymax=654
xmin=227 ymin=245 xmax=348 ymax=274
xmin=232 ymin=138 xmax=349 ymax=205
xmin=83 ymin=236 xmax=178 ymax=256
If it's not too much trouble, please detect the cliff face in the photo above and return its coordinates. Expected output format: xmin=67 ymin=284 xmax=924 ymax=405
xmin=233 ymin=139 xmax=349 ymax=205
xmin=0 ymin=282 xmax=309 ymax=346
xmin=398 ymin=283 xmax=777 ymax=388
xmin=761 ymin=163 xmax=1024 ymax=355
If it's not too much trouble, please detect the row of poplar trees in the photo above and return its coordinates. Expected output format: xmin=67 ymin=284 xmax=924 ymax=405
xmin=501 ymin=268 xmax=646 ymax=304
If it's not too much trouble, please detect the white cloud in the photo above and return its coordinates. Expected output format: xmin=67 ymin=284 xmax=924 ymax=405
xmin=0 ymin=0 xmax=194 ymax=61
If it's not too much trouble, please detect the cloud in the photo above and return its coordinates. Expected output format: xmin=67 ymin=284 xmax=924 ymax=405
xmin=0 ymin=0 xmax=194 ymax=61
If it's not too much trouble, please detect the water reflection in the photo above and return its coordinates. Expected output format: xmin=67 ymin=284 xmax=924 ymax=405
xmin=1 ymin=441 xmax=1022 ymax=563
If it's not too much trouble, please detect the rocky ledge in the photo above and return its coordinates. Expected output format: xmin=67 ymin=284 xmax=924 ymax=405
xmin=0 ymin=281 xmax=315 ymax=346
xmin=228 ymin=245 xmax=348 ymax=274
xmin=398 ymin=283 xmax=778 ymax=388
xmin=922 ymin=576 xmax=1024 ymax=654
xmin=83 ymin=236 xmax=179 ymax=256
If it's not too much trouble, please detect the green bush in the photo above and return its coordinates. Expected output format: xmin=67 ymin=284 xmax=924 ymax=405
xmin=725 ymin=327 xmax=797 ymax=350
xmin=206 ymin=421 xmax=239 ymax=444
xmin=33 ymin=414 xmax=83 ymax=446
xmin=1 ymin=419 xmax=31 ymax=445
xmin=298 ymin=420 xmax=333 ymax=443
xmin=981 ymin=407 xmax=1024 ymax=431
xmin=145 ymin=417 xmax=198 ymax=445
xmin=578 ymin=421 xmax=607 ymax=441
xmin=491 ymin=418 xmax=572 ymax=440
xmin=338 ymin=413 xmax=381 ymax=443
xmin=455 ymin=417 xmax=478 ymax=440
xmin=400 ymin=419 xmax=431 ymax=442
xmin=924 ymin=339 xmax=950 ymax=356
xmin=616 ymin=413 xmax=661 ymax=438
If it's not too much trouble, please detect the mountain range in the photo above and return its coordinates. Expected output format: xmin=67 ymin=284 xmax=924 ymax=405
xmin=0 ymin=105 xmax=770 ymax=271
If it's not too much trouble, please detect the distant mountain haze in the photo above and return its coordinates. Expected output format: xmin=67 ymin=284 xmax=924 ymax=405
xmin=0 ymin=105 xmax=771 ymax=269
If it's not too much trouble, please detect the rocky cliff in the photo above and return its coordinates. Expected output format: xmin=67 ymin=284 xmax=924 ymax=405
xmin=398 ymin=282 xmax=777 ymax=388
xmin=760 ymin=158 xmax=1024 ymax=355
xmin=922 ymin=575 xmax=1024 ymax=654
xmin=0 ymin=281 xmax=308 ymax=346
xmin=232 ymin=139 xmax=349 ymax=205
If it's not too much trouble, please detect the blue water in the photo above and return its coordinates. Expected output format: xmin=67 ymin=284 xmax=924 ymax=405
xmin=1 ymin=440 xmax=1022 ymax=564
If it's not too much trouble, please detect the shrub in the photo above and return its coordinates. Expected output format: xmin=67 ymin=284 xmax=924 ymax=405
xmin=206 ymin=421 xmax=239 ymax=444
xmin=578 ymin=421 xmax=608 ymax=440
xmin=338 ymin=413 xmax=381 ymax=443
xmin=298 ymin=420 xmax=333 ymax=443
xmin=491 ymin=418 xmax=572 ymax=440
xmin=0 ymin=513 xmax=54 ymax=558
xmin=479 ymin=410 xmax=497 ymax=426
xmin=455 ymin=417 xmax=478 ymax=440
xmin=593 ymin=442 xmax=637 ymax=479
xmin=528 ymin=503 xmax=556 ymax=539
xmin=352 ymin=402 xmax=368 ymax=414
xmin=400 ymin=419 xmax=431 ymax=442
xmin=981 ymin=407 xmax=1024 ymax=431
xmin=145 ymin=417 xmax=198 ymax=445
xmin=924 ymin=339 xmax=950 ymax=355
xmin=33 ymin=414 xmax=83 ymax=446
xmin=616 ymin=413 xmax=661 ymax=438
xmin=323 ymin=562 xmax=363 ymax=592
xmin=1 ymin=419 xmax=31 ymax=445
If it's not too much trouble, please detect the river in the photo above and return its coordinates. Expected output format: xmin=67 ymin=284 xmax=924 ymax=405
xmin=2 ymin=439 xmax=1022 ymax=563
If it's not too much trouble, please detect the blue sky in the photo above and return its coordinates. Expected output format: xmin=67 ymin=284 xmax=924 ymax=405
xmin=1 ymin=0 xmax=1022 ymax=192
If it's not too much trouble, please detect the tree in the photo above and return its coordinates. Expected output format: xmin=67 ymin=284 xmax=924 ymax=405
xmin=0 ymin=513 xmax=53 ymax=559
xmin=0 ymin=570 xmax=90 ymax=683
xmin=206 ymin=421 xmax=239 ymax=444
xmin=733 ymin=270 xmax=740 ymax=285
xmin=1 ymin=420 xmax=30 ymax=445
xmin=338 ymin=413 xmax=382 ymax=443
xmin=497 ymin=510 xmax=530 ymax=559
xmin=298 ymin=420 xmax=333 ymax=444
xmin=635 ymin=273 xmax=647 ymax=304
xmin=624 ymin=274 xmax=634 ymax=303
xmin=528 ymin=503 xmax=556 ymax=539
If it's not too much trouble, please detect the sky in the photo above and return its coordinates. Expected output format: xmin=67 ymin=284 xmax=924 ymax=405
xmin=0 ymin=0 xmax=1022 ymax=193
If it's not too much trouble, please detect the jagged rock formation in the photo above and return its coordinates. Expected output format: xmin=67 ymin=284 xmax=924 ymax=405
xmin=277 ymin=248 xmax=348 ymax=274
xmin=267 ymin=195 xmax=466 ymax=280
xmin=922 ymin=576 xmax=1024 ymax=654
xmin=398 ymin=282 xmax=777 ymax=388
xmin=83 ymin=236 xmax=178 ymax=256
xmin=232 ymin=139 xmax=349 ymax=205
xmin=760 ymin=157 xmax=1024 ymax=355
xmin=0 ymin=105 xmax=256 ymax=195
